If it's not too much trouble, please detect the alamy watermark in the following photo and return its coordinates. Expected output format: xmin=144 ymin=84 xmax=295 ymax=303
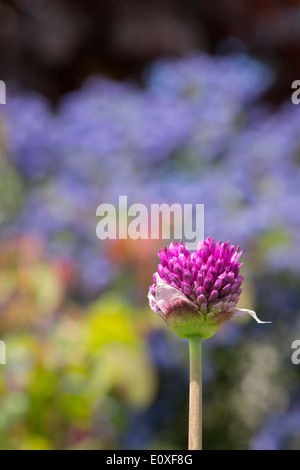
xmin=291 ymin=340 xmax=300 ymax=365
xmin=0 ymin=80 xmax=6 ymax=104
xmin=0 ymin=82 xmax=6 ymax=365
xmin=0 ymin=341 xmax=6 ymax=365
xmin=96 ymin=196 xmax=204 ymax=251
xmin=291 ymin=80 xmax=300 ymax=105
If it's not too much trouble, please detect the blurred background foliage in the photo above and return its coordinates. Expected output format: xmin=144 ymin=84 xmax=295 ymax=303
xmin=0 ymin=0 xmax=300 ymax=450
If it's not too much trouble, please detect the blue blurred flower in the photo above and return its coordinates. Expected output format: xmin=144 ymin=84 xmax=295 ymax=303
xmin=1 ymin=51 xmax=300 ymax=295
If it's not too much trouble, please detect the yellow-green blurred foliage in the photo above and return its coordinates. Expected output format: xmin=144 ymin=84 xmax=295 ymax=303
xmin=0 ymin=237 xmax=158 ymax=450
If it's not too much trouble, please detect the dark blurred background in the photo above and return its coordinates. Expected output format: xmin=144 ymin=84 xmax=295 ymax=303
xmin=0 ymin=0 xmax=300 ymax=451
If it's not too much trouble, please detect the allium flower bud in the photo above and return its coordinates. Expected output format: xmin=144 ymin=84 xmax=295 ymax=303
xmin=148 ymin=237 xmax=270 ymax=340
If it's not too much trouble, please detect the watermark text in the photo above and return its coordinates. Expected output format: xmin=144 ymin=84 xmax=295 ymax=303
xmin=0 ymin=341 xmax=6 ymax=365
xmin=96 ymin=196 xmax=204 ymax=251
xmin=0 ymin=80 xmax=6 ymax=105
xmin=291 ymin=340 xmax=300 ymax=365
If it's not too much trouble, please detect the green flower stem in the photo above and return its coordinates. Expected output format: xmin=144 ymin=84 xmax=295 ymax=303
xmin=188 ymin=336 xmax=202 ymax=450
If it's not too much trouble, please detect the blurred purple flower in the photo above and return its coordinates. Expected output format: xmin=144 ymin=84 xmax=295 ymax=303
xmin=2 ymin=92 xmax=56 ymax=180
xmin=1 ymin=51 xmax=300 ymax=293
xmin=251 ymin=407 xmax=300 ymax=450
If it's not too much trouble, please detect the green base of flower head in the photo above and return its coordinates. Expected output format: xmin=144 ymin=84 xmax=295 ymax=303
xmin=148 ymin=271 xmax=270 ymax=339
xmin=165 ymin=308 xmax=228 ymax=340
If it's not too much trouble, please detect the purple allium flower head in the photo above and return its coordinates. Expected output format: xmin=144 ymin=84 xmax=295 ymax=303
xmin=148 ymin=237 xmax=270 ymax=339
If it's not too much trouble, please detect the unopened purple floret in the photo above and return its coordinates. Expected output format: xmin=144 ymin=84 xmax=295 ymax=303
xmin=150 ymin=237 xmax=244 ymax=316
